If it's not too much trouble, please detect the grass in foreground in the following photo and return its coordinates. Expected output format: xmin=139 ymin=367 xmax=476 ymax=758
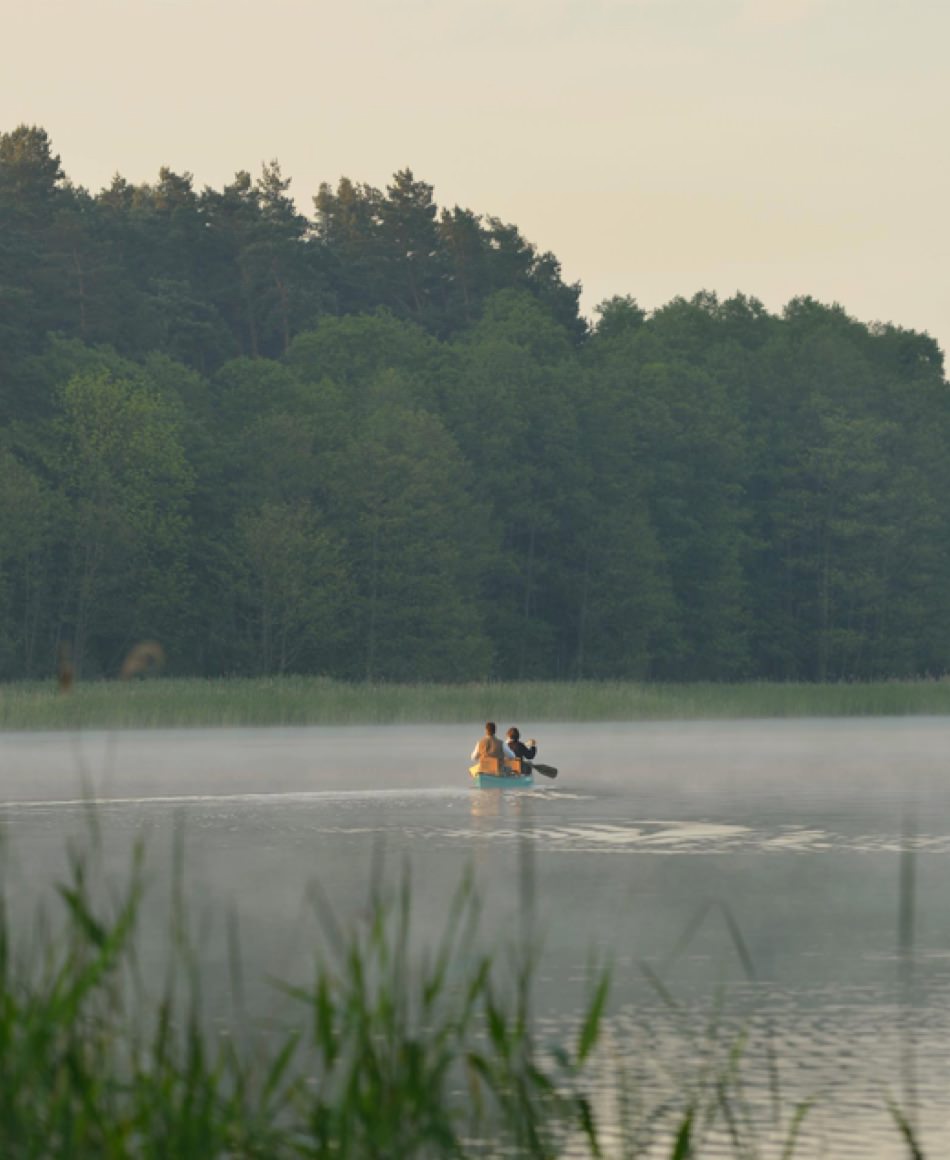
xmin=0 ymin=831 xmax=926 ymax=1159
xmin=0 ymin=849 xmax=591 ymax=1158
xmin=2 ymin=675 xmax=950 ymax=731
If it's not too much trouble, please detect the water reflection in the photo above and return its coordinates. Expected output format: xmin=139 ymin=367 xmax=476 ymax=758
xmin=469 ymin=785 xmax=527 ymax=822
xmin=469 ymin=785 xmax=502 ymax=821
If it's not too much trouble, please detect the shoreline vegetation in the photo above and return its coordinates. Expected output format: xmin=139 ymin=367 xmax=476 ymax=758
xmin=2 ymin=675 xmax=950 ymax=732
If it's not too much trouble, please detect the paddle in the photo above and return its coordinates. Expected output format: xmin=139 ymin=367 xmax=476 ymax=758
xmin=521 ymin=737 xmax=557 ymax=779
xmin=531 ymin=763 xmax=558 ymax=779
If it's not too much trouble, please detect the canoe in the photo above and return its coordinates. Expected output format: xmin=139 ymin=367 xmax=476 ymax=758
xmin=470 ymin=770 xmax=534 ymax=790
xmin=469 ymin=758 xmax=533 ymax=789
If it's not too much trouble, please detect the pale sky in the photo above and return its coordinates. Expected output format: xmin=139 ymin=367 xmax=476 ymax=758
xmin=5 ymin=0 xmax=949 ymax=355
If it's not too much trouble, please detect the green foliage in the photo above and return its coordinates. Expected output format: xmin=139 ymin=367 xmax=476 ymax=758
xmin=0 ymin=125 xmax=64 ymax=209
xmin=0 ymin=449 xmax=60 ymax=676
xmin=50 ymin=365 xmax=194 ymax=674
xmin=0 ymin=838 xmax=611 ymax=1159
xmin=325 ymin=403 xmax=491 ymax=680
xmin=2 ymin=127 xmax=950 ymax=683
xmin=286 ymin=310 xmax=442 ymax=414
xmin=236 ymin=500 xmax=349 ymax=674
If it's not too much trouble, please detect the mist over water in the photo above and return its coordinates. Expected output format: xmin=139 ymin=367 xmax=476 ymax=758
xmin=2 ymin=717 xmax=949 ymax=1156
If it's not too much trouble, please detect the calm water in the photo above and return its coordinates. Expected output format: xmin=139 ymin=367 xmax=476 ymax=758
xmin=2 ymin=718 xmax=950 ymax=1156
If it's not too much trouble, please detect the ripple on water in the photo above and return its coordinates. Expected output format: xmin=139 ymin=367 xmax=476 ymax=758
xmin=552 ymin=999 xmax=950 ymax=1158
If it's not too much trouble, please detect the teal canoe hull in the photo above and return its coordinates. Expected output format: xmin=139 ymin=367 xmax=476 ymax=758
xmin=471 ymin=772 xmax=534 ymax=789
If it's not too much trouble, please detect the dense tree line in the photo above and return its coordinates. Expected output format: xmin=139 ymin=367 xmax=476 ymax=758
xmin=2 ymin=125 xmax=949 ymax=682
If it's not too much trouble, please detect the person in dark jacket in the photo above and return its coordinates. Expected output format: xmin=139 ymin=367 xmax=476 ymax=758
xmin=505 ymin=727 xmax=537 ymax=766
xmin=506 ymin=727 xmax=558 ymax=778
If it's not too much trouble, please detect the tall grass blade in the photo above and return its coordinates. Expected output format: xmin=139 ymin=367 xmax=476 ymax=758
xmin=577 ymin=968 xmax=609 ymax=1064
xmin=779 ymin=1099 xmax=814 ymax=1160
xmin=659 ymin=899 xmax=714 ymax=976
xmin=670 ymin=1108 xmax=694 ymax=1159
xmin=718 ymin=902 xmax=757 ymax=982
xmin=888 ymin=1096 xmax=926 ymax=1160
xmin=576 ymin=1094 xmax=602 ymax=1158
xmin=899 ymin=809 xmax=918 ymax=1143
xmin=638 ymin=961 xmax=681 ymax=1011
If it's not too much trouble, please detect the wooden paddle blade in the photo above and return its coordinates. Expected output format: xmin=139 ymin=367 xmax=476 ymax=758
xmin=533 ymin=763 xmax=558 ymax=779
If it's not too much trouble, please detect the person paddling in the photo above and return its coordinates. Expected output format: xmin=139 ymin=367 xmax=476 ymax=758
xmin=506 ymin=727 xmax=558 ymax=779
xmin=505 ymin=727 xmax=536 ymax=766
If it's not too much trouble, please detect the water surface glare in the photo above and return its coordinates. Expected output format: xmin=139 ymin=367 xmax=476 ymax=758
xmin=2 ymin=717 xmax=950 ymax=1157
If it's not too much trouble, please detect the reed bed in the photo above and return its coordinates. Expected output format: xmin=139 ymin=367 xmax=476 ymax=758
xmin=0 ymin=821 xmax=927 ymax=1157
xmin=2 ymin=676 xmax=950 ymax=731
xmin=0 ymin=835 xmax=762 ymax=1160
xmin=5 ymin=832 xmax=920 ymax=1160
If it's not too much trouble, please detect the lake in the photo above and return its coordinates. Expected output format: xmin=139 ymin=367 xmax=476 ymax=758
xmin=1 ymin=717 xmax=949 ymax=1157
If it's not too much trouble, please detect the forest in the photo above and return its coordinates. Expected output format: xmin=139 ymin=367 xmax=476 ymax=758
xmin=1 ymin=124 xmax=949 ymax=684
